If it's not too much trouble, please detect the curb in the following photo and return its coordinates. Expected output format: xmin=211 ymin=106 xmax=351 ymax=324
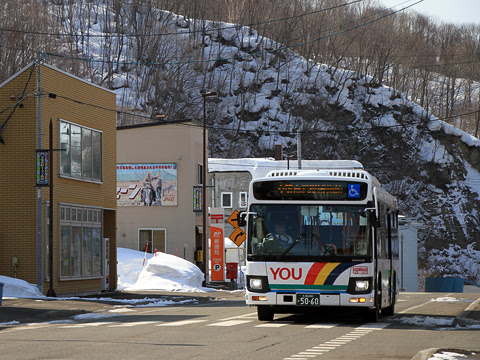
xmin=452 ymin=296 xmax=480 ymax=327
xmin=412 ymin=298 xmax=480 ymax=359
xmin=411 ymin=348 xmax=439 ymax=360
xmin=31 ymin=309 xmax=88 ymax=323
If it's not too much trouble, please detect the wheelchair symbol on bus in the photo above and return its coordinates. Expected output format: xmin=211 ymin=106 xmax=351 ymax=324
xmin=348 ymin=184 xmax=360 ymax=198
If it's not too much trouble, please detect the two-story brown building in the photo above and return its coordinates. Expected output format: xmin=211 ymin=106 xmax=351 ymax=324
xmin=0 ymin=62 xmax=117 ymax=296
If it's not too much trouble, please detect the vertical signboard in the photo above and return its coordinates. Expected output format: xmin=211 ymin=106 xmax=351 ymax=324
xmin=36 ymin=150 xmax=49 ymax=186
xmin=193 ymin=186 xmax=202 ymax=212
xmin=210 ymin=207 xmax=224 ymax=282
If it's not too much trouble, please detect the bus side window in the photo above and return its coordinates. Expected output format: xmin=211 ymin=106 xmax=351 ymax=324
xmin=376 ymin=204 xmax=388 ymax=259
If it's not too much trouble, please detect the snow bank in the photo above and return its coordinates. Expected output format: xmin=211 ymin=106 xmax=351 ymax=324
xmin=0 ymin=275 xmax=45 ymax=299
xmin=119 ymin=248 xmax=214 ymax=293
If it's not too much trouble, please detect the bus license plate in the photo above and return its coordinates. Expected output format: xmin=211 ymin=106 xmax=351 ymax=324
xmin=296 ymin=294 xmax=320 ymax=306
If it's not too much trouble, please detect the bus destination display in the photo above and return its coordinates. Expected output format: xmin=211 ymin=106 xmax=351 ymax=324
xmin=253 ymin=180 xmax=367 ymax=201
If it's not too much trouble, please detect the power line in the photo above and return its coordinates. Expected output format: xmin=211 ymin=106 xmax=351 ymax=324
xmin=36 ymin=1 xmax=422 ymax=68
xmin=21 ymin=90 xmax=478 ymax=138
xmin=0 ymin=0 xmax=363 ymax=39
xmin=0 ymin=64 xmax=36 ymax=133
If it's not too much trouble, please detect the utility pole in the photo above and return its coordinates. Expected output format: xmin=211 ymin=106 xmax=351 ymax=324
xmin=47 ymin=119 xmax=55 ymax=297
xmin=297 ymin=128 xmax=302 ymax=170
xmin=201 ymin=90 xmax=217 ymax=286
xmin=36 ymin=114 xmax=63 ymax=297
xmin=475 ymin=103 xmax=480 ymax=138
xmin=36 ymin=58 xmax=43 ymax=294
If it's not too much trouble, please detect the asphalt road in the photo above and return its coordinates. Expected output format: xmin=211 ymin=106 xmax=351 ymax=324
xmin=0 ymin=291 xmax=479 ymax=360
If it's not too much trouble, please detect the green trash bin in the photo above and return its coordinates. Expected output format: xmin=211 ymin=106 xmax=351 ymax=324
xmin=0 ymin=282 xmax=4 ymax=306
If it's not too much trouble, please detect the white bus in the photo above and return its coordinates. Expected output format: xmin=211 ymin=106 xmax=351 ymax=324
xmin=244 ymin=161 xmax=399 ymax=322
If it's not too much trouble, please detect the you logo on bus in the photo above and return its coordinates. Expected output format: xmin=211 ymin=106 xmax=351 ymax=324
xmin=270 ymin=267 xmax=303 ymax=280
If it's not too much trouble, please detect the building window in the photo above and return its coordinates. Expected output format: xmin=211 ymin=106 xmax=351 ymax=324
xmin=139 ymin=229 xmax=166 ymax=253
xmin=60 ymin=120 xmax=103 ymax=182
xmin=221 ymin=192 xmax=233 ymax=208
xmin=239 ymin=192 xmax=248 ymax=208
xmin=197 ymin=163 xmax=203 ymax=185
xmin=60 ymin=205 xmax=102 ymax=279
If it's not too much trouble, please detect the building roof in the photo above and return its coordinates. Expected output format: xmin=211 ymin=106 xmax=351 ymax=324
xmin=117 ymin=118 xmax=197 ymax=130
xmin=0 ymin=62 xmax=116 ymax=94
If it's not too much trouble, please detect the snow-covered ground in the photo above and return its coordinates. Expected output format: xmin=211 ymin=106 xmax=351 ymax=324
xmin=0 ymin=248 xmax=215 ymax=299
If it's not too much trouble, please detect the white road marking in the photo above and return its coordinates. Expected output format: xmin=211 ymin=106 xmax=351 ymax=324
xmin=218 ymin=312 xmax=257 ymax=321
xmin=59 ymin=322 xmax=115 ymax=328
xmin=358 ymin=323 xmax=389 ymax=330
xmin=207 ymin=319 xmax=253 ymax=327
xmin=156 ymin=319 xmax=207 ymax=327
xmin=305 ymin=323 xmax=338 ymax=329
xmin=255 ymin=322 xmax=289 ymax=328
xmin=107 ymin=321 xmax=159 ymax=327
xmin=398 ymin=299 xmax=434 ymax=314
xmin=284 ymin=323 xmax=390 ymax=360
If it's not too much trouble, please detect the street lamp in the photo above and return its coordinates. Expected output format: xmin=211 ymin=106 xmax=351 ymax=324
xmin=201 ymin=90 xmax=217 ymax=286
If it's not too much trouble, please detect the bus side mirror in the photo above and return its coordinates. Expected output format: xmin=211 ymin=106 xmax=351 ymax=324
xmin=369 ymin=211 xmax=380 ymax=228
xmin=238 ymin=212 xmax=247 ymax=227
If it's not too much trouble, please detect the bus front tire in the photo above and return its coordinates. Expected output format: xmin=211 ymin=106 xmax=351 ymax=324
xmin=367 ymin=288 xmax=381 ymax=322
xmin=257 ymin=306 xmax=274 ymax=321
xmin=367 ymin=303 xmax=380 ymax=322
xmin=383 ymin=282 xmax=396 ymax=317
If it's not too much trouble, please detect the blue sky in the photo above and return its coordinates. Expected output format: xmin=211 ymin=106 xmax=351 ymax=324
xmin=378 ymin=0 xmax=480 ymax=24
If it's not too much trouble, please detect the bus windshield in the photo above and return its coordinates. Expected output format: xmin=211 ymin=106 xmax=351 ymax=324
xmin=247 ymin=204 xmax=371 ymax=261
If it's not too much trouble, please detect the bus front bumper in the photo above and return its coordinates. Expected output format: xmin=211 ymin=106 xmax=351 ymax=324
xmin=246 ymin=291 xmax=375 ymax=308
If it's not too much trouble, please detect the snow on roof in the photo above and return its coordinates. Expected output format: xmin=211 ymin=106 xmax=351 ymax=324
xmin=208 ymin=158 xmax=363 ymax=179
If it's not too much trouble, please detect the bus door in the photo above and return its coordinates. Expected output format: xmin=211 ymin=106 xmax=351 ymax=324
xmin=387 ymin=210 xmax=393 ymax=304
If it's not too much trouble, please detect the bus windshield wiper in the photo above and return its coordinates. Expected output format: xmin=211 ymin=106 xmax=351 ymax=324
xmin=277 ymin=236 xmax=302 ymax=260
xmin=312 ymin=233 xmax=337 ymax=257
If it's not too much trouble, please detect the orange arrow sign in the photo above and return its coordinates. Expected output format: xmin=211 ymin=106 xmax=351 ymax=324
xmin=229 ymin=227 xmax=246 ymax=247
xmin=227 ymin=209 xmax=241 ymax=228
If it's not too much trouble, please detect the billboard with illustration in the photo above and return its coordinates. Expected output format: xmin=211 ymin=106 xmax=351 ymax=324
xmin=117 ymin=163 xmax=177 ymax=206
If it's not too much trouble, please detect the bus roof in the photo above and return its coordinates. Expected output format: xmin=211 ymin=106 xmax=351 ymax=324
xmin=261 ymin=167 xmax=382 ymax=189
xmin=262 ymin=160 xmax=366 ymax=179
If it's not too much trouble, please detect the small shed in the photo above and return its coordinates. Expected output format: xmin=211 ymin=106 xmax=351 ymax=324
xmin=398 ymin=216 xmax=421 ymax=292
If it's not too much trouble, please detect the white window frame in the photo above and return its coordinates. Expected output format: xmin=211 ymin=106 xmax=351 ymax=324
xmin=59 ymin=119 xmax=103 ymax=182
xmin=221 ymin=192 xmax=233 ymax=208
xmin=239 ymin=191 xmax=248 ymax=208
xmin=59 ymin=204 xmax=103 ymax=280
xmin=138 ymin=228 xmax=167 ymax=254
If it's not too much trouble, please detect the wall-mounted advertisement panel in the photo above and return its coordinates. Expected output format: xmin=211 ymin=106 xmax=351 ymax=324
xmin=117 ymin=163 xmax=177 ymax=206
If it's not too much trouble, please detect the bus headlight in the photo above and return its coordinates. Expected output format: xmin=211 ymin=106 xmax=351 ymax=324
xmin=355 ymin=280 xmax=370 ymax=292
xmin=246 ymin=275 xmax=270 ymax=293
xmin=250 ymin=278 xmax=263 ymax=290
xmin=347 ymin=277 xmax=372 ymax=294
